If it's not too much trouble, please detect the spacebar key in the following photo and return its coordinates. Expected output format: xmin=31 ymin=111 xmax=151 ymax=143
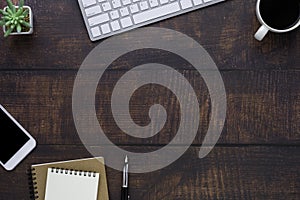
xmin=133 ymin=2 xmax=180 ymax=24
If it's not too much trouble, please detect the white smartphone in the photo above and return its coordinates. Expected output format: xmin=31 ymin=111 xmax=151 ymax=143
xmin=0 ymin=105 xmax=36 ymax=171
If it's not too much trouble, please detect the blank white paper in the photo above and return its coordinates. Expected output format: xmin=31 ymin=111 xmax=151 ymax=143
xmin=44 ymin=168 xmax=99 ymax=200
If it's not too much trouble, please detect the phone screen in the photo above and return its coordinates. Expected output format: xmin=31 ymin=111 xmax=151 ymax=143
xmin=0 ymin=108 xmax=30 ymax=164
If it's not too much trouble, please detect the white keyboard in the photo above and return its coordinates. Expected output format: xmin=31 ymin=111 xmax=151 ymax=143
xmin=78 ymin=0 xmax=225 ymax=41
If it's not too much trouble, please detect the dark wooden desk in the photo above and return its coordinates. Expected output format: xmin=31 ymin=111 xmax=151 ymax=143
xmin=0 ymin=0 xmax=299 ymax=199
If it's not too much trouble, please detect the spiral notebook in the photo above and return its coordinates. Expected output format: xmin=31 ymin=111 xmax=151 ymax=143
xmin=31 ymin=157 xmax=109 ymax=200
xmin=44 ymin=168 xmax=99 ymax=200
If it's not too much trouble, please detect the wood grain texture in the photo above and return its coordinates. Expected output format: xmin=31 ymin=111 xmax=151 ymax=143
xmin=0 ymin=70 xmax=299 ymax=145
xmin=0 ymin=145 xmax=299 ymax=200
xmin=0 ymin=0 xmax=299 ymax=70
xmin=0 ymin=0 xmax=299 ymax=199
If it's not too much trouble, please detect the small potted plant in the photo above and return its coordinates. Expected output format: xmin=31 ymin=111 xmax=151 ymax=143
xmin=0 ymin=0 xmax=33 ymax=37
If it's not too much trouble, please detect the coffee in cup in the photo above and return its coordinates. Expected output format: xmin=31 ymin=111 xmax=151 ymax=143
xmin=254 ymin=0 xmax=300 ymax=41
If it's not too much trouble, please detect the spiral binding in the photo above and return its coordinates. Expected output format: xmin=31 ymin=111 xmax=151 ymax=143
xmin=28 ymin=167 xmax=39 ymax=200
xmin=49 ymin=168 xmax=97 ymax=177
xmin=28 ymin=167 xmax=97 ymax=200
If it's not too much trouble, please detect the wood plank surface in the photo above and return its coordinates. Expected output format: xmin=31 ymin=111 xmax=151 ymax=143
xmin=0 ymin=70 xmax=299 ymax=145
xmin=0 ymin=0 xmax=299 ymax=199
xmin=0 ymin=145 xmax=299 ymax=200
xmin=0 ymin=0 xmax=299 ymax=70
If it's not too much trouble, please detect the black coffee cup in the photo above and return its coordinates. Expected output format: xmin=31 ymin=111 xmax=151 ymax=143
xmin=254 ymin=0 xmax=300 ymax=41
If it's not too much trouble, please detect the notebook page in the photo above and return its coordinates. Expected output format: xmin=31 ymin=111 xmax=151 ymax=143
xmin=44 ymin=168 xmax=99 ymax=200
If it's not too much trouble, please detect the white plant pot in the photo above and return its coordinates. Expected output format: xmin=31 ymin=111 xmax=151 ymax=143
xmin=2 ymin=5 xmax=33 ymax=35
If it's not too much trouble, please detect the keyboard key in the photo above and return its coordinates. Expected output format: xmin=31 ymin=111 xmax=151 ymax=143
xmin=180 ymin=0 xmax=193 ymax=9
xmin=111 ymin=20 xmax=121 ymax=31
xmin=133 ymin=2 xmax=180 ymax=24
xmin=85 ymin=5 xmax=101 ymax=17
xmin=101 ymin=23 xmax=111 ymax=34
xmin=122 ymin=0 xmax=132 ymax=5
xmin=129 ymin=4 xmax=139 ymax=13
xmin=139 ymin=1 xmax=149 ymax=10
xmin=120 ymin=7 xmax=130 ymax=16
xmin=149 ymin=0 xmax=159 ymax=7
xmin=193 ymin=0 xmax=203 ymax=5
xmin=112 ymin=0 xmax=122 ymax=8
xmin=110 ymin=10 xmax=120 ymax=19
xmin=102 ymin=2 xmax=112 ymax=11
xmin=160 ymin=0 xmax=169 ymax=5
xmin=88 ymin=13 xmax=110 ymax=26
xmin=120 ymin=17 xmax=133 ymax=28
xmin=82 ymin=0 xmax=96 ymax=7
xmin=91 ymin=26 xmax=101 ymax=37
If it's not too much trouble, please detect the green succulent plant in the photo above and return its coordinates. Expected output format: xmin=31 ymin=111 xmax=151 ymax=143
xmin=0 ymin=0 xmax=31 ymax=37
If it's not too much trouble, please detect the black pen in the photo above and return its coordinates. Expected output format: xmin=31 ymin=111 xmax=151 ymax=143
xmin=121 ymin=155 xmax=129 ymax=200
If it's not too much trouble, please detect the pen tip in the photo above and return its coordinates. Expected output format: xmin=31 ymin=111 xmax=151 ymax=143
xmin=125 ymin=155 xmax=128 ymax=163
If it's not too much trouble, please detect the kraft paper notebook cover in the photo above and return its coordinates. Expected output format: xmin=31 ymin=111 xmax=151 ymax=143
xmin=31 ymin=157 xmax=109 ymax=200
